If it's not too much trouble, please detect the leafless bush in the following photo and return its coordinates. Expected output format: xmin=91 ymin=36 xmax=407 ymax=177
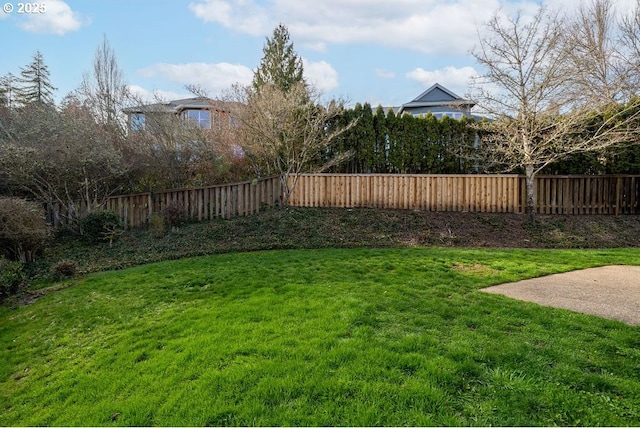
xmin=0 ymin=197 xmax=51 ymax=262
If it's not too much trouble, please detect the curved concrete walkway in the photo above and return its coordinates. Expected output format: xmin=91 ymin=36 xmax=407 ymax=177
xmin=481 ymin=266 xmax=640 ymax=326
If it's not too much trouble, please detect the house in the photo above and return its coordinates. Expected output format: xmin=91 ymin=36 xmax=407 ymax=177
xmin=123 ymin=97 xmax=238 ymax=131
xmin=395 ymin=83 xmax=482 ymax=120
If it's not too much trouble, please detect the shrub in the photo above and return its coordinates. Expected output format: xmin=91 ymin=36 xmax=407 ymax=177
xmin=49 ymin=259 xmax=79 ymax=281
xmin=0 ymin=197 xmax=51 ymax=262
xmin=80 ymin=211 xmax=122 ymax=244
xmin=163 ymin=202 xmax=186 ymax=229
xmin=0 ymin=256 xmax=25 ymax=300
xmin=149 ymin=213 xmax=165 ymax=238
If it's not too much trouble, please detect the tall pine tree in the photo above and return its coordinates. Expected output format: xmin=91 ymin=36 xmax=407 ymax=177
xmin=252 ymin=24 xmax=305 ymax=94
xmin=16 ymin=51 xmax=57 ymax=105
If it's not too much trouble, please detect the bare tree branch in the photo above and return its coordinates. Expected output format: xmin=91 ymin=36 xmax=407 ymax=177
xmin=228 ymin=82 xmax=356 ymax=204
xmin=471 ymin=4 xmax=640 ymax=221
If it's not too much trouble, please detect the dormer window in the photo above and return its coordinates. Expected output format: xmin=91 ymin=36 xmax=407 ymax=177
xmin=183 ymin=109 xmax=211 ymax=129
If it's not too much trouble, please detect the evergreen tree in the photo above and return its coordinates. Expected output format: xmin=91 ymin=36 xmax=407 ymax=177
xmin=386 ymin=109 xmax=401 ymax=173
xmin=420 ymin=114 xmax=439 ymax=173
xmin=16 ymin=51 xmax=57 ymax=105
xmin=355 ymin=103 xmax=375 ymax=173
xmin=252 ymin=23 xmax=305 ymax=93
xmin=372 ymin=106 xmax=389 ymax=172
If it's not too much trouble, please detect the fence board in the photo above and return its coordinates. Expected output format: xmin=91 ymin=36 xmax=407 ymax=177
xmin=46 ymin=174 xmax=639 ymax=229
xmin=46 ymin=176 xmax=282 ymax=229
xmin=290 ymin=174 xmax=639 ymax=215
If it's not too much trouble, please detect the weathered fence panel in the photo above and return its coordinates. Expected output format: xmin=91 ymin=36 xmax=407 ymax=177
xmin=288 ymin=174 xmax=522 ymax=213
xmin=528 ymin=175 xmax=640 ymax=215
xmin=46 ymin=174 xmax=639 ymax=229
xmin=290 ymin=174 xmax=639 ymax=215
xmin=47 ymin=176 xmax=282 ymax=229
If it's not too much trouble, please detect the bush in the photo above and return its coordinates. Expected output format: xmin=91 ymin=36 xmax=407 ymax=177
xmin=0 ymin=197 xmax=51 ymax=262
xmin=80 ymin=211 xmax=122 ymax=244
xmin=149 ymin=213 xmax=165 ymax=238
xmin=49 ymin=259 xmax=79 ymax=281
xmin=163 ymin=202 xmax=186 ymax=229
xmin=0 ymin=256 xmax=25 ymax=300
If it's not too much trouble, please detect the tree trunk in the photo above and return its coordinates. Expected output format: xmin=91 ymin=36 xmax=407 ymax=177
xmin=525 ymin=164 xmax=536 ymax=222
xmin=281 ymin=173 xmax=296 ymax=206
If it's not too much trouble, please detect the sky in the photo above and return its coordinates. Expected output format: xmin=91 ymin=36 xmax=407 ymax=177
xmin=0 ymin=0 xmax=637 ymax=108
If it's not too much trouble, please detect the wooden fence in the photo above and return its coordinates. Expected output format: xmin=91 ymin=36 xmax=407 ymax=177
xmin=288 ymin=174 xmax=640 ymax=215
xmin=532 ymin=175 xmax=639 ymax=215
xmin=289 ymin=174 xmax=521 ymax=213
xmin=46 ymin=174 xmax=639 ymax=229
xmin=46 ymin=176 xmax=282 ymax=229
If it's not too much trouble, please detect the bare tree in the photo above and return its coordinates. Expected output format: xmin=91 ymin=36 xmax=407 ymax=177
xmin=0 ymin=98 xmax=129 ymax=224
xmin=230 ymin=82 xmax=355 ymax=204
xmin=620 ymin=0 xmax=640 ymax=95
xmin=0 ymin=73 xmax=17 ymax=109
xmin=564 ymin=0 xmax=636 ymax=104
xmin=125 ymin=91 xmax=249 ymax=191
xmin=77 ymin=35 xmax=130 ymax=135
xmin=471 ymin=5 xmax=640 ymax=221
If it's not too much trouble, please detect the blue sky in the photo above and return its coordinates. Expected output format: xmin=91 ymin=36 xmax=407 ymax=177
xmin=0 ymin=0 xmax=636 ymax=107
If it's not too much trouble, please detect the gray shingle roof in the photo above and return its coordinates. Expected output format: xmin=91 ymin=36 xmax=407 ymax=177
xmin=123 ymin=97 xmax=242 ymax=114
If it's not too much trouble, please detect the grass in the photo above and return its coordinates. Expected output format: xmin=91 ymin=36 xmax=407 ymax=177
xmin=2 ymin=247 xmax=640 ymax=426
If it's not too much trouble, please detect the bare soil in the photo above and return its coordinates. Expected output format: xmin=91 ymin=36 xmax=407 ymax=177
xmin=263 ymin=208 xmax=640 ymax=249
xmin=376 ymin=210 xmax=640 ymax=248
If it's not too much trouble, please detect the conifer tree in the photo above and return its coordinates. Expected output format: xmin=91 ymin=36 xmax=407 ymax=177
xmin=252 ymin=23 xmax=305 ymax=93
xmin=357 ymin=103 xmax=375 ymax=173
xmin=372 ymin=106 xmax=389 ymax=172
xmin=16 ymin=51 xmax=57 ymax=105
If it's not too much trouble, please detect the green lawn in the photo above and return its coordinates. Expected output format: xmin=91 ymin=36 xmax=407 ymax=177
xmin=2 ymin=247 xmax=640 ymax=426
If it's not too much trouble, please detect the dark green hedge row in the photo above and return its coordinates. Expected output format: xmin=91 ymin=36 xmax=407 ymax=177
xmin=319 ymin=103 xmax=640 ymax=175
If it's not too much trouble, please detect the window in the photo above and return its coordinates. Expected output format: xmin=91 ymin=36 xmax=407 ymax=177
xmin=183 ymin=109 xmax=211 ymax=129
xmin=130 ymin=113 xmax=145 ymax=131
xmin=434 ymin=112 xmax=464 ymax=120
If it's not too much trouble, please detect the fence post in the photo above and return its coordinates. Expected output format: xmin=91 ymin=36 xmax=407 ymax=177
xmin=615 ymin=176 xmax=623 ymax=215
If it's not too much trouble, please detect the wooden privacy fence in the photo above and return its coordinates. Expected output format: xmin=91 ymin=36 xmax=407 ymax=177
xmin=46 ymin=176 xmax=282 ymax=229
xmin=46 ymin=174 xmax=639 ymax=228
xmin=289 ymin=174 xmax=521 ymax=213
xmin=288 ymin=174 xmax=640 ymax=215
xmin=532 ymin=175 xmax=639 ymax=215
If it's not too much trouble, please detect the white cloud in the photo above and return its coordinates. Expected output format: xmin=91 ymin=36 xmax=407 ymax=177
xmin=138 ymin=62 xmax=254 ymax=93
xmin=188 ymin=0 xmax=270 ymax=35
xmin=302 ymin=59 xmax=339 ymax=92
xmin=189 ymin=1 xmax=637 ymax=56
xmin=188 ymin=0 xmax=505 ymax=55
xmin=543 ymin=0 xmax=638 ymax=16
xmin=18 ymin=0 xmax=87 ymax=35
xmin=127 ymin=85 xmax=188 ymax=104
xmin=138 ymin=59 xmax=338 ymax=95
xmin=375 ymin=69 xmax=395 ymax=79
xmin=406 ymin=66 xmax=478 ymax=96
